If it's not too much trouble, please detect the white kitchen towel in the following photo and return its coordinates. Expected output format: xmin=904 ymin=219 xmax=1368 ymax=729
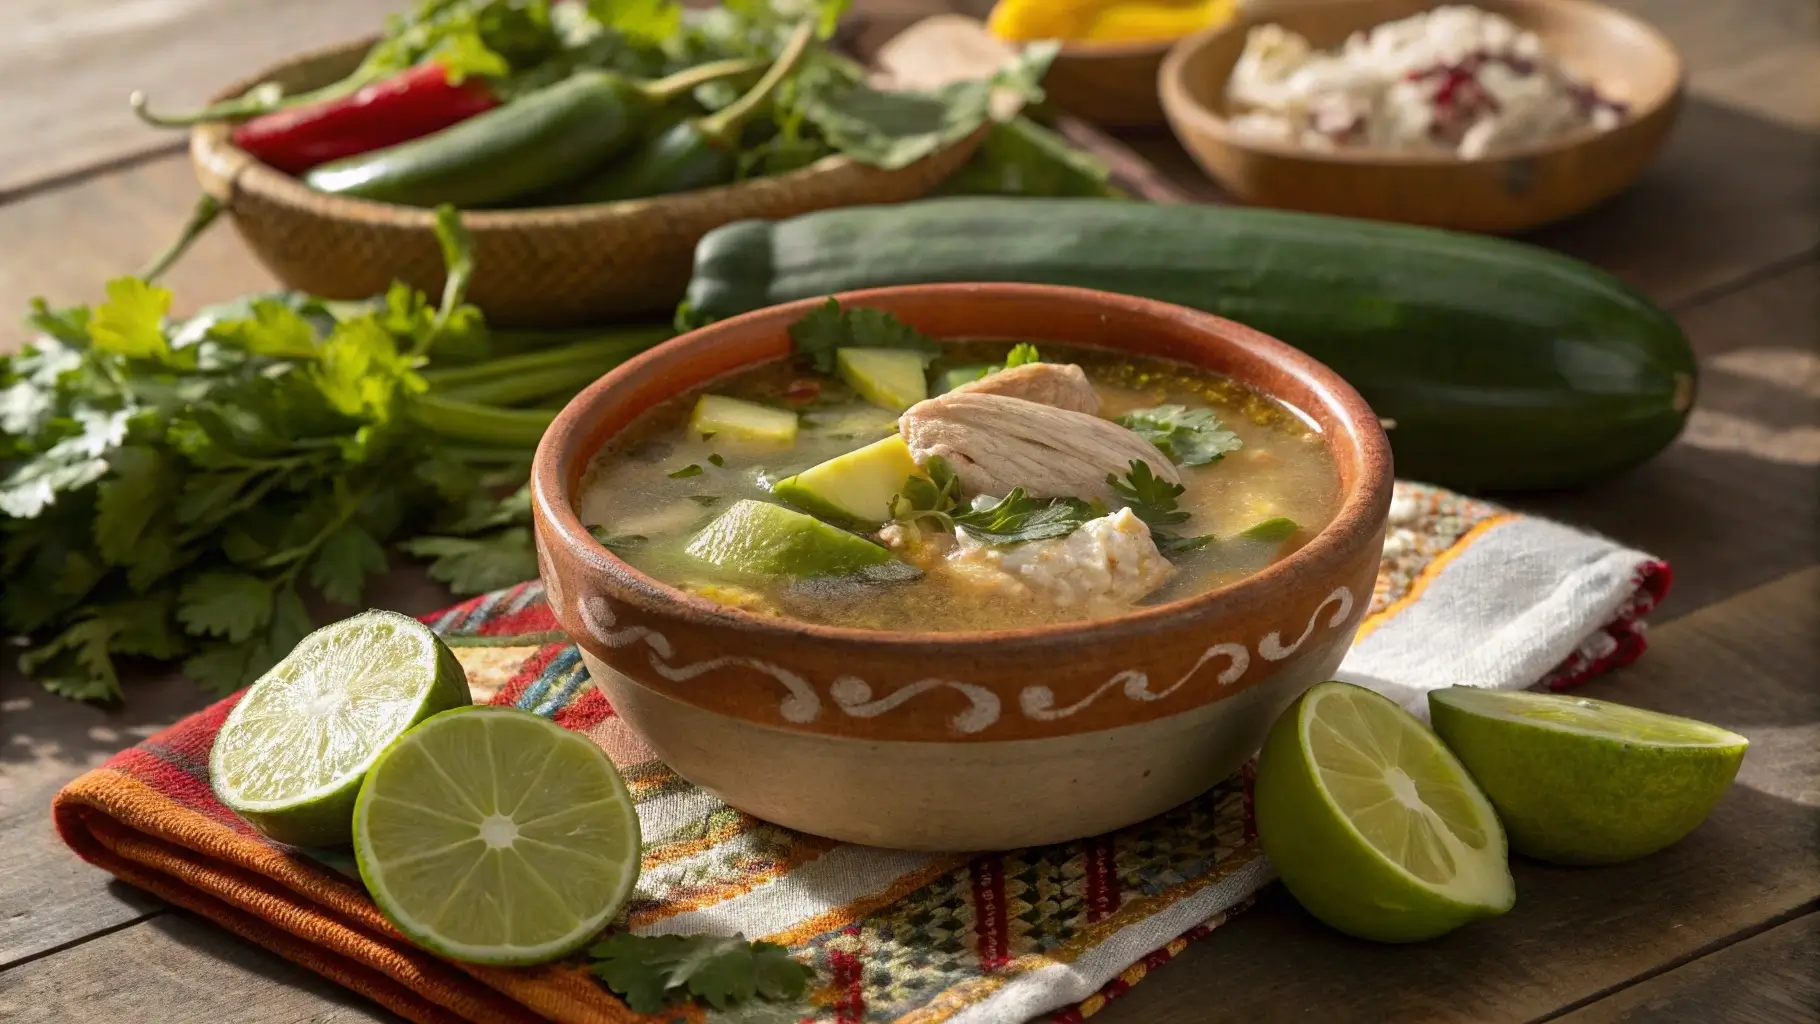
xmin=1336 ymin=482 xmax=1669 ymax=718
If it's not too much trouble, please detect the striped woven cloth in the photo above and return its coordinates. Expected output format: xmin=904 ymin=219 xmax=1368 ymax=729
xmin=53 ymin=482 xmax=1668 ymax=1024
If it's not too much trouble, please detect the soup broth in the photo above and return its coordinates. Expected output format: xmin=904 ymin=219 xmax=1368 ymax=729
xmin=577 ymin=341 xmax=1338 ymax=632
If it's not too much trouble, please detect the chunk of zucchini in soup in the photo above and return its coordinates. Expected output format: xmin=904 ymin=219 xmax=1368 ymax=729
xmin=688 ymin=395 xmax=798 ymax=444
xmin=577 ymin=341 xmax=1339 ymax=634
xmin=837 ymin=348 xmax=928 ymax=412
xmin=773 ymin=435 xmax=924 ymax=526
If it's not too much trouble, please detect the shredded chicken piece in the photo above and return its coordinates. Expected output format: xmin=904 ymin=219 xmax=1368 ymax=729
xmin=899 ymin=391 xmax=1180 ymax=504
xmin=953 ymin=362 xmax=1100 ymax=415
xmin=878 ymin=509 xmax=1175 ymax=612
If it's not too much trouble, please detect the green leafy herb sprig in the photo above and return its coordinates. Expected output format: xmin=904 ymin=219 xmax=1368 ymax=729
xmin=1115 ymin=404 xmax=1242 ymax=467
xmin=589 ymin=931 xmax=814 ymax=1014
xmin=1 ymin=208 xmax=669 ymax=701
xmin=788 ymin=297 xmax=941 ymax=374
xmin=888 ymin=456 xmax=1098 ymax=547
xmin=1108 ymin=459 xmax=1215 ymax=557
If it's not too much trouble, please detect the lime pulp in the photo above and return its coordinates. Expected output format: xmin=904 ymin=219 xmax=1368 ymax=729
xmin=1256 ymin=681 xmax=1515 ymax=942
xmin=209 ymin=609 xmax=470 ymax=847
xmin=353 ymin=706 xmax=643 ymax=966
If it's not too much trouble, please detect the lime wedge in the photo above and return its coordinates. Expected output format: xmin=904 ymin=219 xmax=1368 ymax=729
xmin=353 ymin=706 xmax=642 ymax=966
xmin=210 ymin=610 xmax=470 ymax=847
xmin=1256 ymin=681 xmax=1515 ymax=942
xmin=1429 ymin=687 xmax=1748 ymax=865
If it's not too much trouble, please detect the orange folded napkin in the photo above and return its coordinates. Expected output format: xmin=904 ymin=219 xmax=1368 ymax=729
xmin=54 ymin=481 xmax=1668 ymax=1024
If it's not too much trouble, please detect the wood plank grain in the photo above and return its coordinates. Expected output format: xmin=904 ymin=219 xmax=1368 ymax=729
xmin=0 ymin=668 xmax=198 ymax=967
xmin=1613 ymin=0 xmax=1820 ymax=131
xmin=0 ymin=154 xmax=278 ymax=353
xmin=1096 ymin=568 xmax=1820 ymax=1024
xmin=1510 ymin=260 xmax=1820 ymax=621
xmin=1530 ymin=98 xmax=1819 ymax=305
xmin=0 ymin=0 xmax=411 ymax=198
xmin=0 ymin=912 xmax=401 ymax=1023
xmin=1557 ymin=912 xmax=1820 ymax=1024
xmin=0 ymin=568 xmax=447 ymax=968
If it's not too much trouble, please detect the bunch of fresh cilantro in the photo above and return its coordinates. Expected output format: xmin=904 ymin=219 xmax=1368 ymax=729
xmin=0 ymin=209 xmax=664 ymax=701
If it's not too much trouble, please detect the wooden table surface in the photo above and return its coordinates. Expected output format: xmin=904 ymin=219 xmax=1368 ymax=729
xmin=1 ymin=1 xmax=1816 ymax=1021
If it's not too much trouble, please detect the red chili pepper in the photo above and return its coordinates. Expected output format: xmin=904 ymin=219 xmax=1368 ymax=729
xmin=230 ymin=62 xmax=499 ymax=175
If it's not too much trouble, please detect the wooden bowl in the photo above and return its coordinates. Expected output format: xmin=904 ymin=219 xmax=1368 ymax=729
xmin=189 ymin=40 xmax=982 ymax=327
xmin=1158 ymin=0 xmax=1684 ymax=232
xmin=531 ymin=284 xmax=1392 ymax=851
xmin=1044 ymin=39 xmax=1174 ymax=128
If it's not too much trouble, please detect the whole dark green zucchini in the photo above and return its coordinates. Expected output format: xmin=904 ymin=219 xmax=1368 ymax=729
xmin=684 ymin=198 xmax=1696 ymax=492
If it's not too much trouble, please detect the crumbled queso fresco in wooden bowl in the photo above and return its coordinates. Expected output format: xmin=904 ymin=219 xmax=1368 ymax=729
xmin=1225 ymin=5 xmax=1627 ymax=158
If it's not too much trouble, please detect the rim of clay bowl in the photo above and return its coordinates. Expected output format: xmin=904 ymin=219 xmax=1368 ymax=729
xmin=1158 ymin=0 xmax=1684 ymax=168
xmin=532 ymin=283 xmax=1392 ymax=655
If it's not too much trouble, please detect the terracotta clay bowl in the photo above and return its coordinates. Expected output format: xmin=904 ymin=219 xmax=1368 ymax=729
xmin=1158 ymin=0 xmax=1684 ymax=232
xmin=531 ymin=284 xmax=1392 ymax=851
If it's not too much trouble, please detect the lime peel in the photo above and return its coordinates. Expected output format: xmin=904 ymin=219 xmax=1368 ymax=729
xmin=209 ymin=609 xmax=471 ymax=847
xmin=1256 ymin=681 xmax=1514 ymax=943
xmin=1429 ymin=686 xmax=1747 ymax=865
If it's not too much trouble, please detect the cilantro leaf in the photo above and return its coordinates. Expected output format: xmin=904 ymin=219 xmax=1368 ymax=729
xmin=794 ymin=43 xmax=1053 ymax=171
xmin=102 ymin=593 xmax=187 ymax=660
xmin=88 ymin=278 xmax=173 ymax=362
xmin=1 ymin=379 xmax=55 ymax=439
xmin=1115 ymin=405 xmax=1242 ymax=467
xmin=1108 ymin=460 xmax=1190 ymax=529
xmin=589 ymin=932 xmax=813 ymax=1014
xmin=0 ymin=441 xmax=110 ymax=518
xmin=175 ymin=470 xmax=255 ymax=525
xmin=27 ymin=298 xmax=93 ymax=347
xmin=935 ymin=116 xmax=1120 ymax=199
xmin=209 ymin=299 xmax=320 ymax=359
xmin=886 ymin=455 xmax=960 ymax=522
xmin=19 ymin=618 xmax=122 ymax=702
xmin=310 ymin=524 xmax=389 ymax=605
xmin=181 ymin=585 xmax=311 ymax=693
xmin=583 ymin=0 xmax=682 ymax=45
xmin=94 ymin=446 xmax=174 ymax=565
xmin=788 ymin=298 xmax=940 ymax=374
xmin=668 ymin=464 xmax=704 ymax=479
xmin=177 ymin=572 xmax=275 ymax=643
xmin=1003 ymin=342 xmax=1040 ymax=368
xmin=314 ymin=317 xmax=426 ymax=422
xmin=430 ymin=30 xmax=512 ymax=83
xmin=400 ymin=527 xmax=537 ymax=594
xmin=952 ymin=488 xmax=1096 ymax=546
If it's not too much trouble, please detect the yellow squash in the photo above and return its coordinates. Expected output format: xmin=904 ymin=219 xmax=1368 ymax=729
xmin=987 ymin=0 xmax=1237 ymax=44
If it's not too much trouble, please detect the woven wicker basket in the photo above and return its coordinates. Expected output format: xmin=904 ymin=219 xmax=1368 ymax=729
xmin=190 ymin=40 xmax=983 ymax=327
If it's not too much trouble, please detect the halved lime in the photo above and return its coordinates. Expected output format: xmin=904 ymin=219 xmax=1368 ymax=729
xmin=1429 ymin=687 xmax=1748 ymax=865
xmin=1256 ymin=681 xmax=1515 ymax=942
xmin=210 ymin=610 xmax=470 ymax=847
xmin=353 ymin=706 xmax=642 ymax=966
